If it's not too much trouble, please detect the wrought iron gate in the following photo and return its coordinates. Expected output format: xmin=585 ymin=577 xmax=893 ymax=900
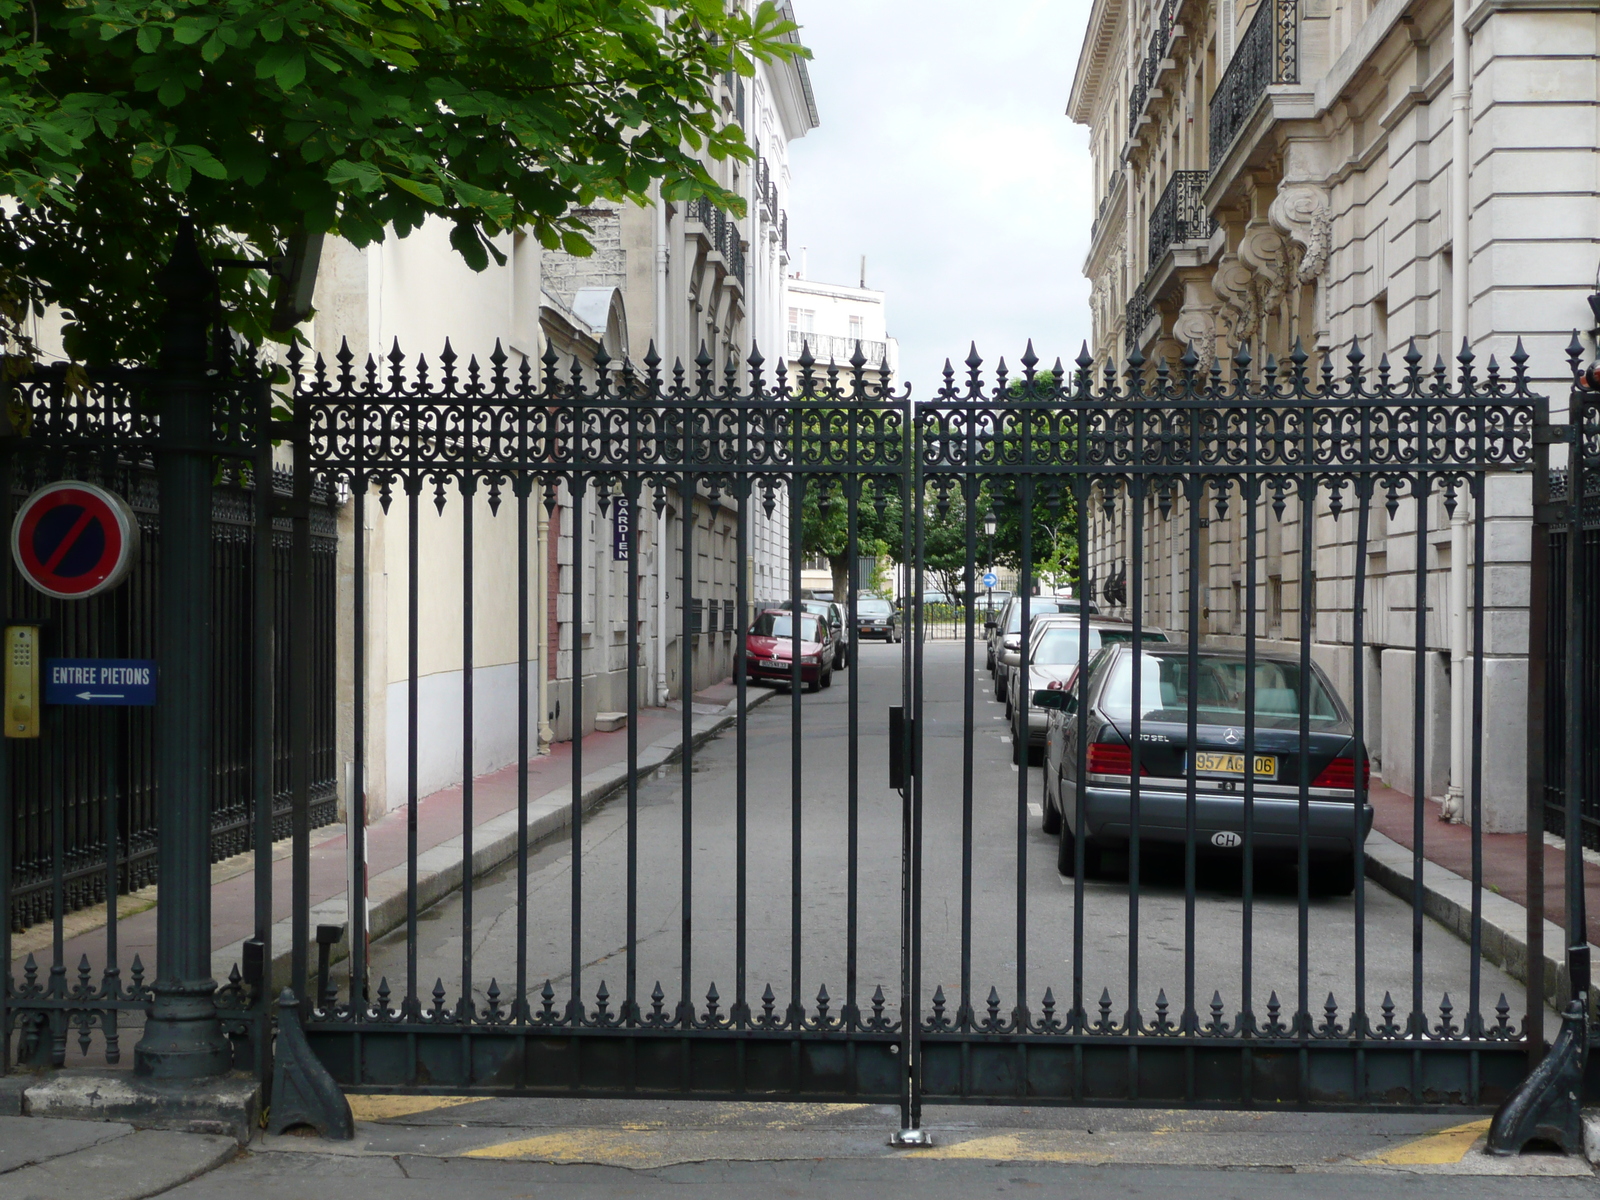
xmin=3 ymin=243 xmax=1596 ymax=1146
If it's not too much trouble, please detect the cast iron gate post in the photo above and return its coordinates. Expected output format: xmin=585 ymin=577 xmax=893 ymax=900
xmin=133 ymin=223 xmax=233 ymax=1077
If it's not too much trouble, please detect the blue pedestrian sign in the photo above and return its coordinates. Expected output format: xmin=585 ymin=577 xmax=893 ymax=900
xmin=982 ymin=572 xmax=999 ymax=589
xmin=45 ymin=659 xmax=157 ymax=706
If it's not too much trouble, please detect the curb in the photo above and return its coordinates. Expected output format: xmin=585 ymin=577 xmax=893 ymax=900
xmin=218 ymin=687 xmax=777 ymax=996
xmin=1363 ymin=829 xmax=1585 ymax=1012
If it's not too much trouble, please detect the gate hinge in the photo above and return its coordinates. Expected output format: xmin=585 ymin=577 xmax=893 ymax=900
xmin=1535 ymin=502 xmax=1568 ymax=526
xmin=1535 ymin=423 xmax=1575 ymax=445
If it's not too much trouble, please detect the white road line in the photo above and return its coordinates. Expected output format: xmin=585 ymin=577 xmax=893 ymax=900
xmin=1028 ymin=802 xmax=1042 ymax=817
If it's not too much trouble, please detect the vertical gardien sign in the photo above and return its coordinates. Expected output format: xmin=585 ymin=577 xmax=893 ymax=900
xmin=612 ymin=494 xmax=632 ymax=561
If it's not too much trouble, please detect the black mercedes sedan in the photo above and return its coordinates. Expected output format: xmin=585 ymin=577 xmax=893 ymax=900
xmin=1038 ymin=644 xmax=1372 ymax=894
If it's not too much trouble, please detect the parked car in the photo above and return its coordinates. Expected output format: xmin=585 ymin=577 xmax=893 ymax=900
xmin=780 ymin=598 xmax=849 ymax=668
xmin=745 ymin=609 xmax=835 ymax=692
xmin=853 ymin=596 xmax=901 ymax=641
xmin=988 ymin=596 xmax=1101 ymax=701
xmin=1005 ymin=620 xmax=1169 ymax=763
xmin=1037 ymin=645 xmax=1371 ymax=893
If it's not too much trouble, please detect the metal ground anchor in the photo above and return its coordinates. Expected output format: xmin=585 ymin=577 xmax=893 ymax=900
xmin=1486 ymin=994 xmax=1588 ymax=1155
xmin=266 ymin=988 xmax=353 ymax=1139
xmin=888 ymin=1127 xmax=934 ymax=1148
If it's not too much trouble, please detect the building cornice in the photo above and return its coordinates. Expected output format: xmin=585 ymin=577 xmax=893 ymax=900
xmin=1068 ymin=0 xmax=1126 ymax=126
xmin=773 ymin=1 xmax=821 ymax=138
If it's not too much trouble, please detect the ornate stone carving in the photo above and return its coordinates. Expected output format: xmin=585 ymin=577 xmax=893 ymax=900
xmin=1212 ymin=252 xmax=1259 ymax=347
xmin=1172 ymin=297 xmax=1218 ymax=375
xmin=1269 ymin=181 xmax=1332 ymax=284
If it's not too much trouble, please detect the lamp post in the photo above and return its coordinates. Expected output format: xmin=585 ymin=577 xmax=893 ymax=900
xmin=134 ymin=222 xmax=233 ymax=1079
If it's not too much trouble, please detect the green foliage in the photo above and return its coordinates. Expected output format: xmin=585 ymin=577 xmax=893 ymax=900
xmin=799 ymin=478 xmax=902 ymax=596
xmin=793 ymin=368 xmax=1082 ymax=598
xmin=0 ymin=0 xmax=805 ymax=363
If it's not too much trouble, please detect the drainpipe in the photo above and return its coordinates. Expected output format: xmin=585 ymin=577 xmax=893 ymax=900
xmin=536 ymin=496 xmax=553 ymax=753
xmin=1443 ymin=0 xmax=1471 ymax=822
xmin=655 ymin=189 xmax=672 ymax=706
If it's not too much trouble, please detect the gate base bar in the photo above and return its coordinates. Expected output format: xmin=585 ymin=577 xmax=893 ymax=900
xmin=305 ymin=1024 xmax=1542 ymax=1110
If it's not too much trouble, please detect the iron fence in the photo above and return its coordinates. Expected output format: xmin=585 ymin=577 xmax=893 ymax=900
xmin=4 ymin=460 xmax=339 ymax=933
xmin=1545 ymin=416 xmax=1600 ymax=846
xmin=3 ymin=240 xmax=1591 ymax=1154
xmin=269 ymin=330 xmax=1553 ymax=1125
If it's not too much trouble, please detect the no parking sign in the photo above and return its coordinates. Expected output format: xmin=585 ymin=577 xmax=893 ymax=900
xmin=11 ymin=481 xmax=140 ymax=600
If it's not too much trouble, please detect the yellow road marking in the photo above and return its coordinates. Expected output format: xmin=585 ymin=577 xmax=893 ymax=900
xmin=347 ymin=1095 xmax=485 ymax=1122
xmin=1359 ymin=1118 xmax=1491 ymax=1165
xmin=465 ymin=1130 xmax=667 ymax=1163
xmin=903 ymin=1133 xmax=1094 ymax=1162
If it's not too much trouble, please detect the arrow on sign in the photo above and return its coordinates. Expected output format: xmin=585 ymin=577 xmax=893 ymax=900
xmin=76 ymin=691 xmax=125 ymax=700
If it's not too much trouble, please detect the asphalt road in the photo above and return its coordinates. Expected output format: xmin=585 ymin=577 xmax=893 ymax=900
xmin=369 ymin=637 xmax=1527 ymax=1041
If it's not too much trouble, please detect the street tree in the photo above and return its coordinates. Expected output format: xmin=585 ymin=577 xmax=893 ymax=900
xmin=981 ymin=368 xmax=1080 ymax=594
xmin=798 ymin=477 xmax=902 ymax=600
xmin=0 ymin=0 xmax=805 ymax=365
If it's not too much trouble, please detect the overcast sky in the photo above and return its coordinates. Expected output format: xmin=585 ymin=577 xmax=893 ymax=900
xmin=785 ymin=0 xmax=1094 ymax=395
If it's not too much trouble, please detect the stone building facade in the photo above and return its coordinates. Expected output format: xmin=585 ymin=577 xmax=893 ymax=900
xmin=1068 ymin=0 xmax=1600 ymax=830
xmin=309 ymin=13 xmax=818 ymax=819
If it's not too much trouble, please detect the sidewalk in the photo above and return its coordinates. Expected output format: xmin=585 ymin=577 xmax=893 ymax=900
xmin=1364 ymin=779 xmax=1599 ymax=1008
xmin=7 ymin=1097 xmax=1593 ymax=1200
xmin=10 ymin=681 xmax=773 ymax=1013
xmin=0 ymin=1110 xmax=236 ymax=1200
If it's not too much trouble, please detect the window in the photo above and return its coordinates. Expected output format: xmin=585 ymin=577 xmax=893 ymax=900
xmin=849 ymin=315 xmax=865 ymax=340
xmin=1101 ymin=652 xmax=1342 ymax=726
xmin=788 ymin=307 xmax=815 ymax=335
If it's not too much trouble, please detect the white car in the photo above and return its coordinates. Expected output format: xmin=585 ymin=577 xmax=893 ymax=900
xmin=1006 ymin=619 xmax=1169 ymax=764
xmin=989 ymin=596 xmax=1097 ymax=698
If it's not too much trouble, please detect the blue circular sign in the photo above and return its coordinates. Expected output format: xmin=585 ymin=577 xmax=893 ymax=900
xmin=982 ymin=572 xmax=998 ymax=589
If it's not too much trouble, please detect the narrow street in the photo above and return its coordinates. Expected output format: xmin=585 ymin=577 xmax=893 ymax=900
xmin=372 ymin=638 xmax=1526 ymax=1036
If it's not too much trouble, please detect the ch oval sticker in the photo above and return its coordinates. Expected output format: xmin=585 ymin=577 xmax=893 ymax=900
xmin=1211 ymin=831 xmax=1242 ymax=849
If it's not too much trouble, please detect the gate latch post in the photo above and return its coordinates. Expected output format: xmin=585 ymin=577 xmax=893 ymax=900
xmin=889 ymin=706 xmax=914 ymax=790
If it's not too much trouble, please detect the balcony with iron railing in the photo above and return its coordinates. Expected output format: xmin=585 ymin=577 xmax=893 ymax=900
xmin=1208 ymin=0 xmax=1298 ymax=172
xmin=688 ymin=197 xmax=746 ymax=288
xmin=1147 ymin=170 xmax=1217 ymax=273
xmin=1124 ymin=285 xmax=1155 ymax=356
xmin=1127 ymin=0 xmax=1179 ymax=142
xmin=787 ymin=329 xmax=889 ymax=370
xmin=758 ymin=155 xmax=779 ymax=222
xmin=1089 ymin=170 xmax=1127 ymax=254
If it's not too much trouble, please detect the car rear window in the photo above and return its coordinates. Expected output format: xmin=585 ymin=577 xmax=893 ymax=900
xmin=1100 ymin=653 xmax=1342 ymax=725
xmin=1004 ymin=599 xmax=1064 ymax=633
xmin=1029 ymin=625 xmax=1167 ymax=664
xmin=750 ymin=613 xmax=821 ymax=640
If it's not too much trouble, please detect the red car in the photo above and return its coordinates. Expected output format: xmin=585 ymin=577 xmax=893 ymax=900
xmin=745 ymin=608 xmax=835 ymax=692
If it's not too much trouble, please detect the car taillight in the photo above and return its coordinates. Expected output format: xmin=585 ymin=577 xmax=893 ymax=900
xmin=1087 ymin=742 xmax=1146 ymax=776
xmin=1312 ymin=757 xmax=1370 ymax=789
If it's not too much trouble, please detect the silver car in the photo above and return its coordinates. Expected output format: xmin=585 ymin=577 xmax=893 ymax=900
xmin=1000 ymin=613 xmax=1160 ymax=714
xmin=988 ymin=595 xmax=1097 ymax=698
xmin=1006 ymin=620 xmax=1168 ymax=764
